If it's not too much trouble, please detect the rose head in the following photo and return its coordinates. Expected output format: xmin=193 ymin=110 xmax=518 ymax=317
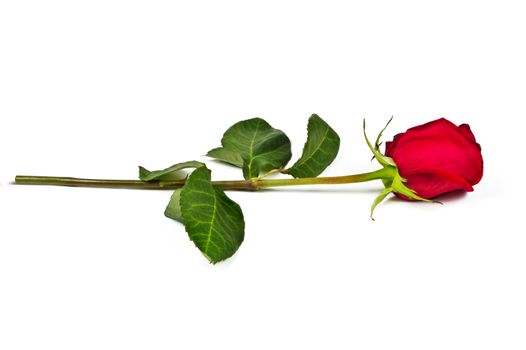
xmin=385 ymin=118 xmax=483 ymax=199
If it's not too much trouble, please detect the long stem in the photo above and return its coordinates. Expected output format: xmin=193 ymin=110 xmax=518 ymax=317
xmin=14 ymin=176 xmax=257 ymax=191
xmin=256 ymin=167 xmax=391 ymax=189
xmin=14 ymin=167 xmax=393 ymax=191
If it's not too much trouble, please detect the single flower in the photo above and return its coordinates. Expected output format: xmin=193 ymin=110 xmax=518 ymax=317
xmin=385 ymin=118 xmax=483 ymax=199
xmin=364 ymin=117 xmax=483 ymax=218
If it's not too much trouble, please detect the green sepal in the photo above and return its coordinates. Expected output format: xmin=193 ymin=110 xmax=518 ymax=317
xmin=373 ymin=116 xmax=393 ymax=156
xmin=370 ymin=187 xmax=393 ymax=220
xmin=391 ymin=174 xmax=430 ymax=202
xmin=363 ymin=119 xmax=396 ymax=167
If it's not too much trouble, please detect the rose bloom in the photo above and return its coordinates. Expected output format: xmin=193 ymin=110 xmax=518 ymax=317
xmin=385 ymin=118 xmax=483 ymax=199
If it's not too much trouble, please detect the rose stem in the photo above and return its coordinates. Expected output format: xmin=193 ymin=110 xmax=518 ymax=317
xmin=14 ymin=167 xmax=393 ymax=191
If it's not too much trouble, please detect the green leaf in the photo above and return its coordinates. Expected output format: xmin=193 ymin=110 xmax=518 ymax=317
xmin=212 ymin=118 xmax=292 ymax=179
xmin=180 ymin=166 xmax=245 ymax=263
xmin=206 ymin=147 xmax=244 ymax=167
xmin=285 ymin=114 xmax=340 ymax=178
xmin=139 ymin=160 xmax=204 ymax=182
xmin=164 ymin=189 xmax=183 ymax=222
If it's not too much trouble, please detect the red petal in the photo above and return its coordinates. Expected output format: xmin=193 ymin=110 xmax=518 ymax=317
xmin=384 ymin=118 xmax=483 ymax=190
xmin=386 ymin=118 xmax=483 ymax=187
xmin=401 ymin=168 xmax=474 ymax=199
xmin=458 ymin=124 xmax=477 ymax=143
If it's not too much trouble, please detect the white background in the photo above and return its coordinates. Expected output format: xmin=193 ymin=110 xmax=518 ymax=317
xmin=1 ymin=1 xmax=525 ymax=349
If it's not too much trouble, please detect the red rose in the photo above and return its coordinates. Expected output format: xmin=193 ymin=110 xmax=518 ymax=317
xmin=384 ymin=118 xmax=483 ymax=199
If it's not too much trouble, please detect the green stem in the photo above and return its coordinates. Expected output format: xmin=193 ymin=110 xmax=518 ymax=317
xmin=14 ymin=167 xmax=394 ymax=192
xmin=14 ymin=175 xmax=257 ymax=191
xmin=255 ymin=167 xmax=392 ymax=189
